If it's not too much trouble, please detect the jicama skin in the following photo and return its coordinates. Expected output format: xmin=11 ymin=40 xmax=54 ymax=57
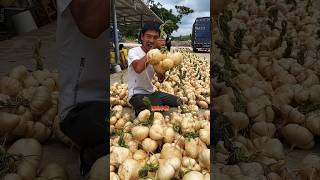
xmin=38 ymin=163 xmax=69 ymax=180
xmin=2 ymin=173 xmax=23 ymax=180
xmin=131 ymin=126 xmax=149 ymax=142
xmin=157 ymin=157 xmax=181 ymax=180
xmin=239 ymin=162 xmax=264 ymax=178
xmin=266 ymin=172 xmax=282 ymax=180
xmin=281 ymin=124 xmax=314 ymax=150
xmin=110 ymin=146 xmax=132 ymax=167
xmin=9 ymin=65 xmax=28 ymax=82
xmin=223 ymin=112 xmax=249 ymax=136
xmin=198 ymin=148 xmax=210 ymax=170
xmin=250 ymin=121 xmax=276 ymax=139
xmin=147 ymin=49 xmax=164 ymax=65
xmin=279 ymin=104 xmax=305 ymax=125
xmin=182 ymin=171 xmax=204 ymax=180
xmin=252 ymin=137 xmax=285 ymax=160
xmin=0 ymin=111 xmax=52 ymax=142
xmin=30 ymin=86 xmax=52 ymax=115
xmin=160 ymin=144 xmax=183 ymax=160
xmin=181 ymin=157 xmax=201 ymax=172
xmin=118 ymin=159 xmax=141 ymax=180
xmin=8 ymin=138 xmax=42 ymax=180
xmin=110 ymin=172 xmax=120 ymax=180
xmin=142 ymin=138 xmax=158 ymax=153
xmin=0 ymin=76 xmax=22 ymax=97
xmin=137 ymin=110 xmax=151 ymax=123
xmin=305 ymin=113 xmax=320 ymax=136
xmin=299 ymin=154 xmax=320 ymax=180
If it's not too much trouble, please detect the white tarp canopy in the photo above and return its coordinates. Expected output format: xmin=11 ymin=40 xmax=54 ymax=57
xmin=112 ymin=0 xmax=163 ymax=25
xmin=111 ymin=0 xmax=163 ymax=68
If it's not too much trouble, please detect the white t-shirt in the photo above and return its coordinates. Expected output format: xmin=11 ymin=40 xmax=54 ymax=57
xmin=56 ymin=0 xmax=108 ymax=121
xmin=127 ymin=47 xmax=155 ymax=101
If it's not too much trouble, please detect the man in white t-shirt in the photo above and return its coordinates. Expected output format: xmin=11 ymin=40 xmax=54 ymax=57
xmin=128 ymin=23 xmax=182 ymax=116
xmin=56 ymin=0 xmax=109 ymax=176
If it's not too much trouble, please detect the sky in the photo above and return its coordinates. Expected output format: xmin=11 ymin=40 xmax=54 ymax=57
xmin=145 ymin=0 xmax=210 ymax=36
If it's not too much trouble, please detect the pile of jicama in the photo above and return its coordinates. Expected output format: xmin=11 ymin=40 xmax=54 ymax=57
xmin=110 ymin=50 xmax=210 ymax=112
xmin=1 ymin=138 xmax=69 ymax=179
xmin=212 ymin=0 xmax=320 ymax=179
xmin=0 ymin=65 xmax=107 ymax=179
xmin=110 ymin=50 xmax=211 ymax=179
xmin=0 ymin=65 xmax=74 ymax=147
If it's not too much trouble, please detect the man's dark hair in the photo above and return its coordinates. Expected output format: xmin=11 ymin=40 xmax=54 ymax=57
xmin=141 ymin=22 xmax=161 ymax=36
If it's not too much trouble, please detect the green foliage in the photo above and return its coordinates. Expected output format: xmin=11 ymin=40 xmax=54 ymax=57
xmin=147 ymin=0 xmax=194 ymax=35
xmin=172 ymin=34 xmax=192 ymax=41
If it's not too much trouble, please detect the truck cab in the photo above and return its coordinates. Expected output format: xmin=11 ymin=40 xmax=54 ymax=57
xmin=191 ymin=17 xmax=211 ymax=52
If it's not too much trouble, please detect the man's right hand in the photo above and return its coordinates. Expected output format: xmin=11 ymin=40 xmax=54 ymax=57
xmin=156 ymin=38 xmax=166 ymax=49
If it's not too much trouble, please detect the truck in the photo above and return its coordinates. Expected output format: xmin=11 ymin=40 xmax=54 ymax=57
xmin=191 ymin=17 xmax=211 ymax=52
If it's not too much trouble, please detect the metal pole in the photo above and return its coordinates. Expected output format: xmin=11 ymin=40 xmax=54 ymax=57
xmin=140 ymin=14 xmax=143 ymax=29
xmin=112 ymin=0 xmax=121 ymax=66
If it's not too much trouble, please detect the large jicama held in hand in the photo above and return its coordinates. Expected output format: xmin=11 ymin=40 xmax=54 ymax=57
xmin=147 ymin=49 xmax=165 ymax=65
xmin=147 ymin=49 xmax=184 ymax=74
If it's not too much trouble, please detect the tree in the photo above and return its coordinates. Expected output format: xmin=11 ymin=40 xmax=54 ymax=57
xmin=146 ymin=0 xmax=194 ymax=35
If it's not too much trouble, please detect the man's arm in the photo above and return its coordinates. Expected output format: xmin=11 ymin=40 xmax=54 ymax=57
xmin=131 ymin=55 xmax=149 ymax=74
xmin=69 ymin=0 xmax=109 ymax=39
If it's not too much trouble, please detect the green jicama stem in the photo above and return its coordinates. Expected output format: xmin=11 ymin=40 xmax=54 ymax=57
xmin=159 ymin=20 xmax=173 ymax=53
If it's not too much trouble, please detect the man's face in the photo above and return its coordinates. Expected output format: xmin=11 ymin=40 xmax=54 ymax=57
xmin=141 ymin=30 xmax=159 ymax=51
